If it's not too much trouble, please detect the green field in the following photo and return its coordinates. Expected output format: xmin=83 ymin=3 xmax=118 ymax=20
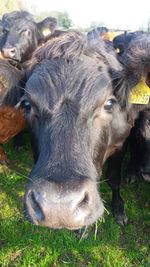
xmin=0 ymin=135 xmax=150 ymax=267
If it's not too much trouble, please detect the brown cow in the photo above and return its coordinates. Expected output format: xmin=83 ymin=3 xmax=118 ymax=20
xmin=0 ymin=58 xmax=25 ymax=162
xmin=0 ymin=106 xmax=25 ymax=161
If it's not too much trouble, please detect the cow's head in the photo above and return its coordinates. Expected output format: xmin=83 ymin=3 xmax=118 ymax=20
xmin=20 ymin=32 xmax=150 ymax=229
xmin=1 ymin=11 xmax=57 ymax=63
xmin=117 ymin=34 xmax=150 ymax=182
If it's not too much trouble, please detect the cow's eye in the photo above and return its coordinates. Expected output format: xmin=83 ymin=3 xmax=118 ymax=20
xmin=104 ymin=99 xmax=116 ymax=112
xmin=3 ymin=29 xmax=8 ymax=34
xmin=21 ymin=29 xmax=31 ymax=37
xmin=21 ymin=99 xmax=31 ymax=112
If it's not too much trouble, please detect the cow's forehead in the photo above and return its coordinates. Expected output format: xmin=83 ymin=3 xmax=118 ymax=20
xmin=3 ymin=20 xmax=35 ymax=31
xmin=25 ymin=57 xmax=112 ymax=113
xmin=2 ymin=12 xmax=35 ymax=31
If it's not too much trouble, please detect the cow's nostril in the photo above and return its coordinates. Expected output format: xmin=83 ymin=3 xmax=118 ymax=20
xmin=28 ymin=191 xmax=45 ymax=222
xmin=2 ymin=47 xmax=16 ymax=58
xmin=10 ymin=48 xmax=16 ymax=54
xmin=78 ymin=192 xmax=89 ymax=207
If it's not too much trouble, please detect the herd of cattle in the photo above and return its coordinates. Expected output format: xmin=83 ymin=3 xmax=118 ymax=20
xmin=0 ymin=10 xmax=150 ymax=230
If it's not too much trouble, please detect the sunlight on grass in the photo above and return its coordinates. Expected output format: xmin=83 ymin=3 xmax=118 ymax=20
xmin=0 ymin=138 xmax=150 ymax=267
xmin=0 ymin=192 xmax=21 ymax=219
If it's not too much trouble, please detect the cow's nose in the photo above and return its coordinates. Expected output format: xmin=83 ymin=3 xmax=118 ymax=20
xmin=25 ymin=179 xmax=104 ymax=229
xmin=26 ymin=191 xmax=45 ymax=223
xmin=26 ymin=190 xmax=90 ymax=224
xmin=2 ymin=47 xmax=17 ymax=58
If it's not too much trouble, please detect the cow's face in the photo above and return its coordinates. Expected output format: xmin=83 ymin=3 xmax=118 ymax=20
xmin=1 ymin=11 xmax=38 ymax=62
xmin=1 ymin=11 xmax=57 ymax=63
xmin=21 ymin=56 xmax=132 ymax=229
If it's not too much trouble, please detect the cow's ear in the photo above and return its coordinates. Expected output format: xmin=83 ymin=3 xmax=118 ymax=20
xmin=110 ymin=68 xmax=138 ymax=109
xmin=111 ymin=34 xmax=150 ymax=108
xmin=37 ymin=16 xmax=57 ymax=39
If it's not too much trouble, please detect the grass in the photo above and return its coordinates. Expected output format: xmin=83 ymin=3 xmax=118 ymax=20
xmin=0 ymin=134 xmax=150 ymax=267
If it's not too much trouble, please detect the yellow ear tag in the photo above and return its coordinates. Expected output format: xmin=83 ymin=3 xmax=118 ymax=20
xmin=42 ymin=28 xmax=51 ymax=37
xmin=129 ymin=77 xmax=150 ymax=104
xmin=116 ymin=48 xmax=120 ymax=53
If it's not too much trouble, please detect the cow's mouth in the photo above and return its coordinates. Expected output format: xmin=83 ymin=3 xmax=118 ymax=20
xmin=7 ymin=58 xmax=20 ymax=66
xmin=0 ymin=52 xmax=20 ymax=66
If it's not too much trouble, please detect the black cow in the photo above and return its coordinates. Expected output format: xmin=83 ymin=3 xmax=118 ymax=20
xmin=17 ymin=31 xmax=150 ymax=230
xmin=127 ymin=108 xmax=150 ymax=183
xmin=113 ymin=31 xmax=145 ymax=56
xmin=87 ymin=27 xmax=109 ymax=40
xmin=0 ymin=11 xmax=57 ymax=63
xmin=111 ymin=32 xmax=150 ymax=185
xmin=87 ymin=27 xmax=114 ymax=52
xmin=0 ymin=11 xmax=60 ymax=156
xmin=106 ymin=33 xmax=150 ymax=225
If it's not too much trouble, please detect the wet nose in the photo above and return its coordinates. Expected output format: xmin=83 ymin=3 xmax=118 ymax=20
xmin=25 ymin=191 xmax=45 ymax=223
xmin=25 ymin=180 xmax=104 ymax=229
xmin=2 ymin=47 xmax=17 ymax=59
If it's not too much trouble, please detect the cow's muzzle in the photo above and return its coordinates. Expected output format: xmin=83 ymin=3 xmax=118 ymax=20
xmin=24 ymin=178 xmax=104 ymax=230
